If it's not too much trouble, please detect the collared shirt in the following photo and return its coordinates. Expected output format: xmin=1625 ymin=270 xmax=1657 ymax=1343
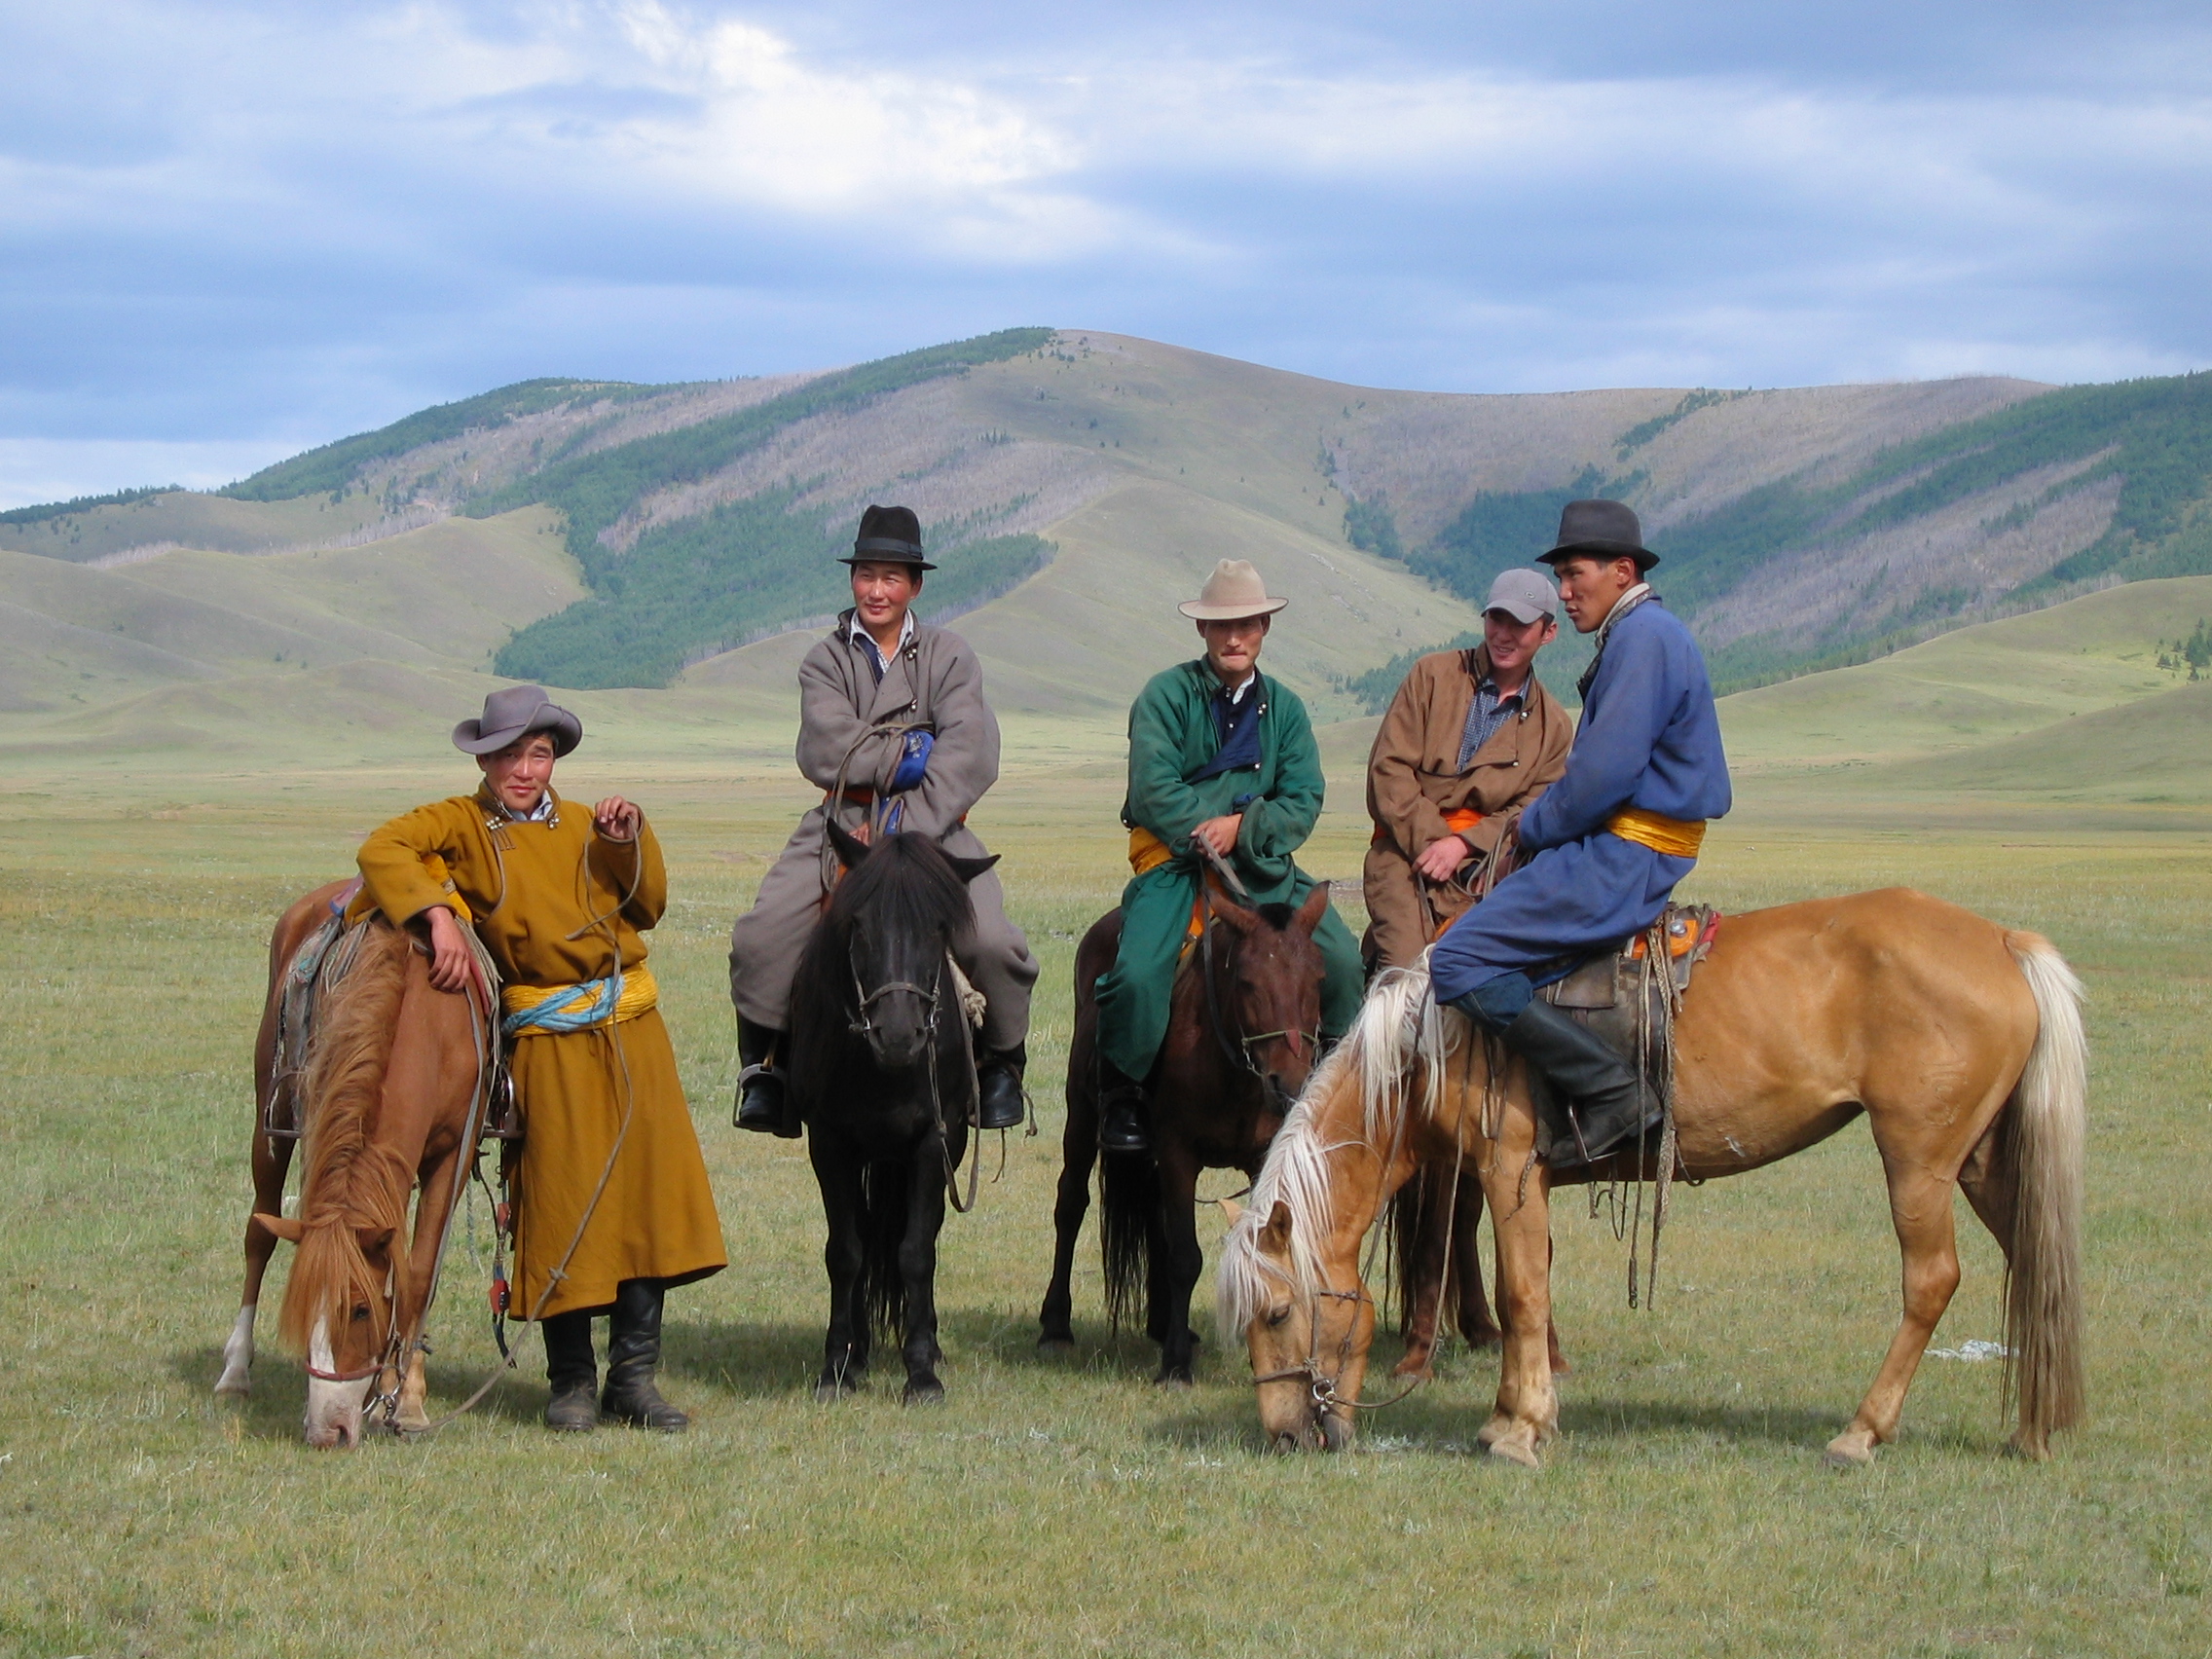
xmin=847 ymin=610 xmax=916 ymax=683
xmin=1456 ymin=674 xmax=1530 ymax=769
xmin=490 ymin=789 xmax=558 ymax=824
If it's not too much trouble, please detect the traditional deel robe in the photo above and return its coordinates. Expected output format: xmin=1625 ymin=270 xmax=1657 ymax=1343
xmin=355 ymin=789 xmax=726 ymax=1320
xmin=1363 ymin=645 xmax=1573 ymax=969
xmin=727 ymin=611 xmax=1040 ymax=1050
xmin=1094 ymin=659 xmax=1365 ymax=1081
xmin=1429 ymin=594 xmax=1732 ymax=1004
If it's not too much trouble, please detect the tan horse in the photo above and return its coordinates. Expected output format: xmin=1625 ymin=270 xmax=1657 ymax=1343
xmin=213 ymin=883 xmax=488 ymax=1447
xmin=1219 ymin=889 xmax=2086 ymax=1467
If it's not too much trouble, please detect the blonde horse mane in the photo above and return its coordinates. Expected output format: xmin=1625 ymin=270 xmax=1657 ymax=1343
xmin=1216 ymin=961 xmax=1454 ymax=1338
xmin=276 ymin=918 xmax=421 ymax=1354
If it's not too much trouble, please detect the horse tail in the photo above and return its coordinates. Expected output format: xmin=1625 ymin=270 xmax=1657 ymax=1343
xmin=1098 ymin=1150 xmax=1153 ymax=1334
xmin=2001 ymin=930 xmax=2088 ymax=1457
xmin=859 ymin=1158 xmax=909 ymax=1346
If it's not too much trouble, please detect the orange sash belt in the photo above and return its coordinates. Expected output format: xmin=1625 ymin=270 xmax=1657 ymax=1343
xmin=1605 ymin=807 xmax=1707 ymax=858
xmin=1371 ymin=806 xmax=1484 ymax=849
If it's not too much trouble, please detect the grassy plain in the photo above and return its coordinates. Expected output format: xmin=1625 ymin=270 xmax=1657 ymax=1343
xmin=4 ymin=727 xmax=2210 ymax=1659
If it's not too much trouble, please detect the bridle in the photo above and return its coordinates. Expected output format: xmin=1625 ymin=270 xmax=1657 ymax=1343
xmin=1248 ymin=1282 xmax=1424 ymax=1419
xmin=846 ymin=935 xmax=984 ymax=1214
xmin=1196 ymin=881 xmax=1319 ymax=1114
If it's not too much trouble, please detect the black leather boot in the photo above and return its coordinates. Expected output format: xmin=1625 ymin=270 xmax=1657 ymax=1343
xmin=601 ymin=1278 xmax=688 ymax=1431
xmin=1456 ymin=992 xmax=1660 ymax=1167
xmin=975 ymin=1041 xmax=1027 ymax=1131
xmin=542 ymin=1310 xmax=599 ymax=1433
xmin=1097 ymin=1060 xmax=1149 ymax=1155
xmin=733 ymin=1023 xmax=798 ymax=1138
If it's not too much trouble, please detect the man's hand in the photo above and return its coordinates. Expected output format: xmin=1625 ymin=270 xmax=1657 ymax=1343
xmin=593 ymin=795 xmax=642 ymax=841
xmin=1194 ymin=814 xmax=1242 ymax=857
xmin=425 ymin=905 xmax=474 ymax=994
xmin=1415 ymin=834 xmax=1475 ymax=882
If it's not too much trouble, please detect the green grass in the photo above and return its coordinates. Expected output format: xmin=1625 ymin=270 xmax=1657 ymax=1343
xmin=2 ymin=744 xmax=2208 ymax=1656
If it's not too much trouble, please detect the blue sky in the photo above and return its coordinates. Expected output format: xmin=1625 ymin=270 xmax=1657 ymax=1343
xmin=4 ymin=0 xmax=2209 ymax=506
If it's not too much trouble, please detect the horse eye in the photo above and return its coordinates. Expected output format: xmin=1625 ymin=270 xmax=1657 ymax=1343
xmin=350 ymin=1305 xmax=371 ymax=1323
xmin=1266 ymin=1305 xmax=1291 ymax=1328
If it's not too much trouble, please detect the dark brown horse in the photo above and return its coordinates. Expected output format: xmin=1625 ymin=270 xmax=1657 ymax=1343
xmin=215 ymin=882 xmax=490 ymax=1447
xmin=1040 ymin=882 xmax=1334 ymax=1383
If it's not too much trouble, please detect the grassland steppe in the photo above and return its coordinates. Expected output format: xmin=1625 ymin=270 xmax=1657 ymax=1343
xmin=5 ymin=335 xmax=2212 ymax=1656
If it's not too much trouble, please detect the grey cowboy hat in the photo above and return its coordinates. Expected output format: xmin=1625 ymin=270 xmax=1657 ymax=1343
xmin=839 ymin=503 xmax=936 ymax=571
xmin=452 ymin=684 xmax=583 ymax=756
xmin=1537 ymin=499 xmax=1659 ymax=571
xmin=1483 ymin=567 xmax=1559 ymax=623
xmin=1178 ymin=559 xmax=1288 ymax=620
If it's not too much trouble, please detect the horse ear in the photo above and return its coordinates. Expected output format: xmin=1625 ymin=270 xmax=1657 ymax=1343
xmin=1260 ymin=1199 xmax=1292 ymax=1250
xmin=251 ymin=1212 xmax=304 ymax=1244
xmin=1217 ymin=1197 xmax=1244 ymax=1226
xmin=1293 ymin=882 xmax=1333 ymax=937
xmin=354 ymin=1225 xmax=396 ymax=1258
xmin=1211 ymin=894 xmax=1260 ymax=935
xmin=943 ymin=852 xmax=1001 ymax=885
xmin=826 ymin=818 xmax=870 ymax=869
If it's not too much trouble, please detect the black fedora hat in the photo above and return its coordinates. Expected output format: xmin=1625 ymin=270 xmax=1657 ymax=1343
xmin=1537 ymin=498 xmax=1658 ymax=571
xmin=452 ymin=683 xmax=582 ymax=756
xmin=839 ymin=503 xmax=936 ymax=571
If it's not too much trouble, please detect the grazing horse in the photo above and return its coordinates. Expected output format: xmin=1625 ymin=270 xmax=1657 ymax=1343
xmin=1040 ymin=884 xmax=1333 ymax=1384
xmin=1220 ymin=890 xmax=2086 ymax=1467
xmin=214 ymin=884 xmax=489 ymax=1447
xmin=793 ymin=827 xmax=999 ymax=1404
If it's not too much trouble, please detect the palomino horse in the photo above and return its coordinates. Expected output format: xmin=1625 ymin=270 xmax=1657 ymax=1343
xmin=214 ymin=882 xmax=490 ymax=1447
xmin=793 ymin=827 xmax=1000 ymax=1404
xmin=1219 ymin=890 xmax=2086 ymax=1467
xmin=1040 ymin=884 xmax=1334 ymax=1384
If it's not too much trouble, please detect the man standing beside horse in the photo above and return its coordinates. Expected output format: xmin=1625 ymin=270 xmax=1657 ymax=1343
xmin=1429 ymin=499 xmax=1731 ymax=1168
xmin=729 ymin=505 xmax=1039 ymax=1138
xmin=1091 ymin=559 xmax=1365 ymax=1153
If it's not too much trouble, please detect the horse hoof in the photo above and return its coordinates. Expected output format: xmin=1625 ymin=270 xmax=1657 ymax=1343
xmin=1390 ymin=1356 xmax=1433 ymax=1381
xmin=1485 ymin=1428 xmax=1544 ymax=1469
xmin=813 ymin=1378 xmax=862 ymax=1404
xmin=1474 ymin=1413 xmax=1510 ymax=1449
xmin=1823 ymin=1429 xmax=1878 ymax=1469
xmin=902 ymin=1381 xmax=945 ymax=1406
xmin=1037 ymin=1335 xmax=1075 ymax=1354
xmin=212 ymin=1378 xmax=250 ymax=1400
xmin=1153 ymin=1370 xmax=1194 ymax=1390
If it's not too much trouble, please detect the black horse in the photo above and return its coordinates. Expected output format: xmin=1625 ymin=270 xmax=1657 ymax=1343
xmin=790 ymin=825 xmax=999 ymax=1404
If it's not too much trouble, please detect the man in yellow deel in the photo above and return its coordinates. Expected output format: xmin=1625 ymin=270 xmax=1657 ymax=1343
xmin=353 ymin=684 xmax=726 ymax=1432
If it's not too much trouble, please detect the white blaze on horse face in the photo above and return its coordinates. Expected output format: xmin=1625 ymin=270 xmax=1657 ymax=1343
xmin=213 ymin=1304 xmax=256 ymax=1397
xmin=301 ymin=1314 xmax=373 ymax=1450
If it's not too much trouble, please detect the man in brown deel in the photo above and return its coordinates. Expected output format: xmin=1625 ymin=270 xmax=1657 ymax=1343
xmin=1362 ymin=567 xmax=1573 ymax=971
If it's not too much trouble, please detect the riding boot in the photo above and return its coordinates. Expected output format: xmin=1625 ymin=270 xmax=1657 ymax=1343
xmin=733 ymin=1023 xmax=799 ymax=1138
xmin=542 ymin=1310 xmax=600 ymax=1433
xmin=1097 ymin=1060 xmax=1150 ymax=1155
xmin=975 ymin=1040 xmax=1027 ymax=1131
xmin=1448 ymin=984 xmax=1659 ymax=1167
xmin=601 ymin=1278 xmax=689 ymax=1432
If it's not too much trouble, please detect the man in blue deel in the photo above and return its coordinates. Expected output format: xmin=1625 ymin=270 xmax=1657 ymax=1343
xmin=1428 ymin=499 xmax=1731 ymax=1167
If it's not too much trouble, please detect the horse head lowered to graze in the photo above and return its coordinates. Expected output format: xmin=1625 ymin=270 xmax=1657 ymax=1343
xmin=1220 ymin=888 xmax=2087 ymax=1467
xmin=791 ymin=826 xmax=1000 ymax=1405
xmin=216 ymin=889 xmax=489 ymax=1448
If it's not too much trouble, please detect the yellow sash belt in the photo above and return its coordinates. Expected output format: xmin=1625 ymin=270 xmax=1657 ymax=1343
xmin=500 ymin=963 xmax=659 ymax=1033
xmin=1128 ymin=827 xmax=1175 ymax=876
xmin=1605 ymin=808 xmax=1707 ymax=859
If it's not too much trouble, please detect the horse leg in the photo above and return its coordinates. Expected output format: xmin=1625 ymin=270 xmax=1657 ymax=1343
xmin=390 ymin=1145 xmax=463 ymax=1433
xmin=810 ymin=1142 xmax=867 ymax=1400
xmin=218 ymin=1124 xmax=295 ymax=1398
xmin=1825 ymin=1158 xmax=1964 ymax=1467
xmin=1477 ymin=1155 xmax=1558 ymax=1468
xmin=1038 ymin=1094 xmax=1097 ymax=1351
xmin=898 ymin=1146 xmax=950 ymax=1404
xmin=1393 ymin=1170 xmax=1449 ymax=1378
xmin=1151 ymin=1144 xmax=1203 ymax=1387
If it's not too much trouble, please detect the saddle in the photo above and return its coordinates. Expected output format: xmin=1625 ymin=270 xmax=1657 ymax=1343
xmin=1533 ymin=904 xmax=1720 ymax=1129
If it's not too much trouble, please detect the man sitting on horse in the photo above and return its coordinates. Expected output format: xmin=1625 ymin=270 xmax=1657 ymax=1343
xmin=1429 ymin=500 xmax=1732 ymax=1167
xmin=1092 ymin=559 xmax=1365 ymax=1154
xmin=729 ymin=504 xmax=1040 ymax=1137
xmin=354 ymin=686 xmax=726 ymax=1432
xmin=1362 ymin=567 xmax=1573 ymax=972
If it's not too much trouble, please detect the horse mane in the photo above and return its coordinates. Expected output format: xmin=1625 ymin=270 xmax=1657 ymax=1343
xmin=1215 ymin=960 xmax=1452 ymax=1338
xmin=276 ymin=917 xmax=421 ymax=1354
xmin=788 ymin=833 xmax=977 ymax=1088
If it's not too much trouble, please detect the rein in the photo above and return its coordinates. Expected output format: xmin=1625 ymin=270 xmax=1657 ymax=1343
xmin=845 ymin=944 xmax=984 ymax=1215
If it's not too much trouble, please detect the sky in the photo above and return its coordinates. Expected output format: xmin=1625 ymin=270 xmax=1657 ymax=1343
xmin=4 ymin=0 xmax=2210 ymax=506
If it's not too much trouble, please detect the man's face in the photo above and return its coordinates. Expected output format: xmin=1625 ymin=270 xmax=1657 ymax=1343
xmin=1553 ymin=554 xmax=1641 ymax=634
xmin=480 ymin=734 xmax=557 ymax=813
xmin=851 ymin=562 xmax=921 ymax=633
xmin=1198 ymin=614 xmax=1271 ymax=684
xmin=1483 ymin=608 xmax=1557 ymax=675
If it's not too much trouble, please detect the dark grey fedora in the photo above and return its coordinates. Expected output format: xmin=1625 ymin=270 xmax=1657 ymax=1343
xmin=1537 ymin=498 xmax=1658 ymax=571
xmin=452 ymin=683 xmax=582 ymax=756
xmin=839 ymin=503 xmax=936 ymax=571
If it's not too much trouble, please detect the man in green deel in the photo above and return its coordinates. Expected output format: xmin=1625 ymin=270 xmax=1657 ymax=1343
xmin=1092 ymin=559 xmax=1366 ymax=1153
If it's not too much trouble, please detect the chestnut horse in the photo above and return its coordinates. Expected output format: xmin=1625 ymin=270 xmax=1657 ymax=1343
xmin=213 ymin=882 xmax=489 ymax=1447
xmin=1220 ymin=889 xmax=2086 ymax=1467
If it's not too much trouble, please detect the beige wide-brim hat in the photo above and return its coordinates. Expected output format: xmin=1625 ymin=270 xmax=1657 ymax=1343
xmin=1177 ymin=559 xmax=1289 ymax=620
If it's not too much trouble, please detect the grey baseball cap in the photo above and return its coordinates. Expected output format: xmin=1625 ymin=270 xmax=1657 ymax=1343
xmin=1483 ymin=568 xmax=1559 ymax=623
